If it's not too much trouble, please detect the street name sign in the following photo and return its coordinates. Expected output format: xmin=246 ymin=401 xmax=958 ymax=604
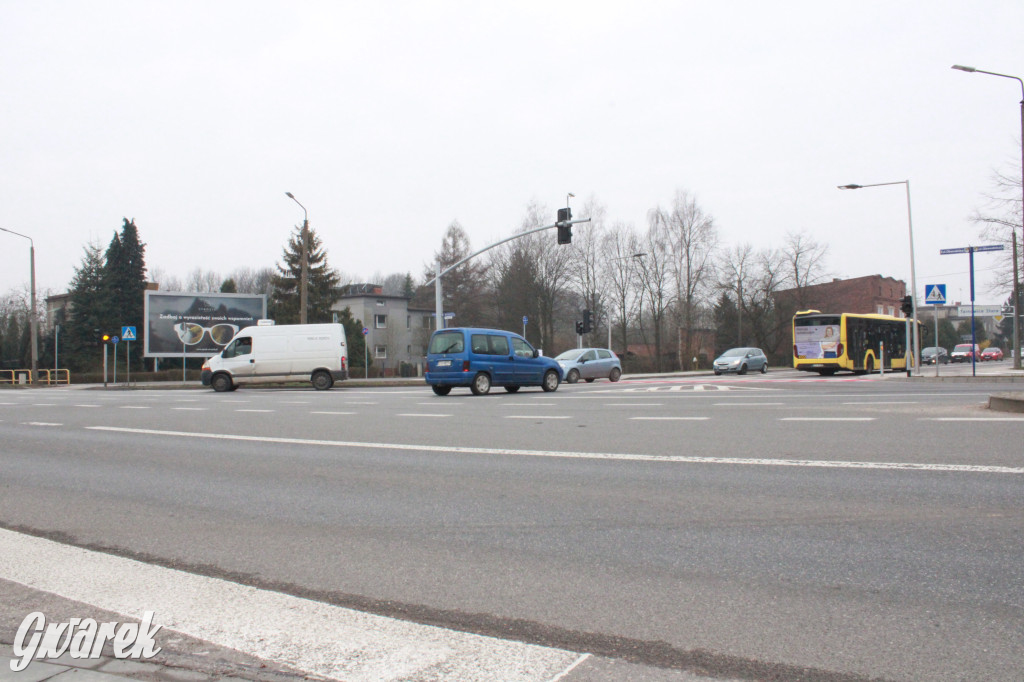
xmin=957 ymin=305 xmax=1004 ymax=317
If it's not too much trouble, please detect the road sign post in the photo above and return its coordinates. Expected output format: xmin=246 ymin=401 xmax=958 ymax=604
xmin=940 ymin=245 xmax=1004 ymax=377
xmin=925 ymin=285 xmax=946 ymax=377
xmin=122 ymin=326 xmax=137 ymax=385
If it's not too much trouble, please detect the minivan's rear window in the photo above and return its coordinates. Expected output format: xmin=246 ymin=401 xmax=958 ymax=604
xmin=429 ymin=331 xmax=464 ymax=354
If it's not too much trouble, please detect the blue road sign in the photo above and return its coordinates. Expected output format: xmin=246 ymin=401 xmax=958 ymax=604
xmin=121 ymin=326 xmax=137 ymax=341
xmin=941 ymin=245 xmax=1004 ymax=255
xmin=111 ymin=336 xmax=119 ymax=344
xmin=362 ymin=327 xmax=369 ymax=336
xmin=924 ymin=284 xmax=946 ymax=305
xmin=522 ymin=316 xmax=528 ymax=324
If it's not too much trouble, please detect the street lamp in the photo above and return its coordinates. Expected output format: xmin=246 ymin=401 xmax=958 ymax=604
xmin=285 ymin=192 xmax=310 ymax=324
xmin=0 ymin=226 xmax=38 ymax=380
xmin=838 ymin=181 xmax=920 ymax=376
xmin=952 ymin=64 xmax=1024 ymax=369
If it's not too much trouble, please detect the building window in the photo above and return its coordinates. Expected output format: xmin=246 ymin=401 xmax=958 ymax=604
xmin=375 ymin=314 xmax=387 ymax=329
xmin=888 ymin=306 xmax=895 ymax=316
xmin=407 ymin=315 xmax=411 ymax=329
xmin=375 ymin=345 xmax=387 ymax=359
xmin=376 ymin=299 xmax=385 ymax=307
xmin=876 ymin=305 xmax=884 ymax=314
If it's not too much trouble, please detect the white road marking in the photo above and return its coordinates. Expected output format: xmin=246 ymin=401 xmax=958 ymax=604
xmin=505 ymin=415 xmax=571 ymax=419
xmin=780 ymin=417 xmax=876 ymax=421
xmin=843 ymin=401 xmax=918 ymax=405
xmin=24 ymin=422 xmax=63 ymax=426
xmin=606 ymin=403 xmax=662 ymax=407
xmin=73 ymin=404 xmax=102 ymax=408
xmin=86 ymin=427 xmax=1024 ymax=474
xmin=120 ymin=405 xmax=151 ymax=409
xmin=714 ymin=402 xmax=784 ymax=407
xmin=398 ymin=413 xmax=451 ymax=418
xmin=0 ymin=528 xmax=582 ymax=682
xmin=629 ymin=417 xmax=709 ymax=421
xmin=926 ymin=417 xmax=1024 ymax=422
xmin=172 ymin=407 xmax=207 ymax=411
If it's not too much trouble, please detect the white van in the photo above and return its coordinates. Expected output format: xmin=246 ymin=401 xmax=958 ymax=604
xmin=201 ymin=322 xmax=348 ymax=391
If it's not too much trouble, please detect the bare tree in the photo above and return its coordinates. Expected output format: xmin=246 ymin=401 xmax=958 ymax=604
xmin=974 ymin=162 xmax=1023 ymax=294
xmin=600 ymin=224 xmax=643 ymax=354
xmin=148 ymin=267 xmax=184 ymax=292
xmin=635 ymin=217 xmax=674 ymax=372
xmin=226 ymin=267 xmax=277 ymax=296
xmin=783 ymin=230 xmax=830 ymax=307
xmin=651 ymin=190 xmax=719 ymax=370
xmin=567 ymin=197 xmax=607 ymax=344
xmin=185 ymin=268 xmax=222 ymax=293
xmin=717 ymin=243 xmax=756 ymax=347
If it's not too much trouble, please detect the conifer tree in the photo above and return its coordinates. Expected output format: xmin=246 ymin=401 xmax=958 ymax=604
xmin=270 ymin=225 xmax=341 ymax=323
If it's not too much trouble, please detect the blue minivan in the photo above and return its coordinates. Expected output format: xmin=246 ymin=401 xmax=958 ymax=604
xmin=425 ymin=327 xmax=563 ymax=396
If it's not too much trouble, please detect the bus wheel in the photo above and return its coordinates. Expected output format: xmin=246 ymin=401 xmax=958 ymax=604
xmin=818 ymin=369 xmax=837 ymax=376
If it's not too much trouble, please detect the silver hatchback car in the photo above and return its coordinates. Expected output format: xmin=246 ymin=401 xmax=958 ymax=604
xmin=554 ymin=348 xmax=622 ymax=383
xmin=713 ymin=347 xmax=768 ymax=375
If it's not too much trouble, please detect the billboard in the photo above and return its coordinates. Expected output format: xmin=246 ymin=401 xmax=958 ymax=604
xmin=144 ymin=291 xmax=267 ymax=358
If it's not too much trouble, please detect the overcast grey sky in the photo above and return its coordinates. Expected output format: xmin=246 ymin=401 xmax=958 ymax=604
xmin=2 ymin=1 xmax=1021 ymax=307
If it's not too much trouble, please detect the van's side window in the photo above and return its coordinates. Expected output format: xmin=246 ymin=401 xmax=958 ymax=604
xmin=511 ymin=337 xmax=534 ymax=359
xmin=223 ymin=337 xmax=252 ymax=358
xmin=471 ymin=334 xmax=509 ymax=355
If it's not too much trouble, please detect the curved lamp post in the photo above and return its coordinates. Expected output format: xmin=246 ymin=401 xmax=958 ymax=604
xmin=0 ymin=226 xmax=38 ymax=380
xmin=285 ymin=192 xmax=310 ymax=324
xmin=838 ymin=181 xmax=920 ymax=376
xmin=952 ymin=64 xmax=1024 ymax=369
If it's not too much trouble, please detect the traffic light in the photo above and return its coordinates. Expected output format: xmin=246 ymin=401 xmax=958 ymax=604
xmin=557 ymin=207 xmax=572 ymax=245
xmin=582 ymin=309 xmax=593 ymax=334
xmin=900 ymin=295 xmax=913 ymax=316
xmin=575 ymin=321 xmax=584 ymax=335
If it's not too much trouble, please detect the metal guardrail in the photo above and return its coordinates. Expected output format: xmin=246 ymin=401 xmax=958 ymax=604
xmin=0 ymin=369 xmax=70 ymax=385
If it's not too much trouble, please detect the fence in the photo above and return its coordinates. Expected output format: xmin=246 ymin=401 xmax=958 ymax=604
xmin=0 ymin=369 xmax=71 ymax=386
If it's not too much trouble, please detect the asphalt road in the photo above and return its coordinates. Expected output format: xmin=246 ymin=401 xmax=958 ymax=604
xmin=1 ymin=370 xmax=1022 ymax=681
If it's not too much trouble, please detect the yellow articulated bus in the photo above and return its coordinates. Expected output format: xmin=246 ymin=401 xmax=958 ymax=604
xmin=792 ymin=310 xmax=916 ymax=375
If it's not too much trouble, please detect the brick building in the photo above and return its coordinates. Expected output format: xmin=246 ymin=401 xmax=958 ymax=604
xmin=774 ymin=274 xmax=907 ymax=318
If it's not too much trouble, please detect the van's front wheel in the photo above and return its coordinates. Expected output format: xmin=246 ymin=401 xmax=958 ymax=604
xmin=211 ymin=373 xmax=233 ymax=393
xmin=542 ymin=369 xmax=560 ymax=392
xmin=470 ymin=372 xmax=492 ymax=395
xmin=312 ymin=370 xmax=334 ymax=390
xmin=432 ymin=385 xmax=452 ymax=396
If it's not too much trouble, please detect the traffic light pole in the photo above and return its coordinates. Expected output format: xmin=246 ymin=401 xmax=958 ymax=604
xmin=424 ymin=217 xmax=591 ymax=330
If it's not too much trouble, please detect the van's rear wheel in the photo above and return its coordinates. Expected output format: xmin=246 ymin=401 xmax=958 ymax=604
xmin=432 ymin=385 xmax=452 ymax=396
xmin=470 ymin=372 xmax=491 ymax=395
xmin=211 ymin=373 xmax=233 ymax=393
xmin=504 ymin=385 xmax=520 ymax=393
xmin=312 ymin=370 xmax=333 ymax=390
xmin=542 ymin=369 xmax=560 ymax=392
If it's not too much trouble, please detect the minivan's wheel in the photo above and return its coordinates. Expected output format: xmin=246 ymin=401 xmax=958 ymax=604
xmin=738 ymin=364 xmax=748 ymax=375
xmin=504 ymin=385 xmax=520 ymax=393
xmin=432 ymin=385 xmax=452 ymax=396
xmin=311 ymin=370 xmax=333 ymax=390
xmin=585 ymin=377 xmax=595 ymax=383
xmin=470 ymin=372 xmax=492 ymax=395
xmin=541 ymin=369 xmax=560 ymax=392
xmin=760 ymin=363 xmax=767 ymax=374
xmin=211 ymin=373 xmax=233 ymax=393
xmin=609 ymin=367 xmax=621 ymax=382
xmin=566 ymin=369 xmax=580 ymax=384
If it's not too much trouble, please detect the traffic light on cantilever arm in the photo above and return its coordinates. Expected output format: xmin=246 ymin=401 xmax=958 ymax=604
xmin=557 ymin=207 xmax=572 ymax=244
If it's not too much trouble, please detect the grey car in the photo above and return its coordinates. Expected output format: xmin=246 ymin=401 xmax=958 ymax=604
xmin=554 ymin=348 xmax=622 ymax=383
xmin=713 ymin=347 xmax=768 ymax=375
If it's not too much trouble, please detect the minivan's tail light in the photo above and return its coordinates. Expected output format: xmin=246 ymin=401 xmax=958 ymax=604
xmin=341 ymin=357 xmax=347 ymax=371
xmin=462 ymin=360 xmax=471 ymax=372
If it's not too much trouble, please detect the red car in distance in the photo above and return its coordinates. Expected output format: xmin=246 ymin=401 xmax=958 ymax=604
xmin=981 ymin=347 xmax=1004 ymax=361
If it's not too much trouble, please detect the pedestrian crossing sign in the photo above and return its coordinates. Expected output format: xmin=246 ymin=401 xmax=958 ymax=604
xmin=121 ymin=326 xmax=137 ymax=341
xmin=924 ymin=284 xmax=946 ymax=305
